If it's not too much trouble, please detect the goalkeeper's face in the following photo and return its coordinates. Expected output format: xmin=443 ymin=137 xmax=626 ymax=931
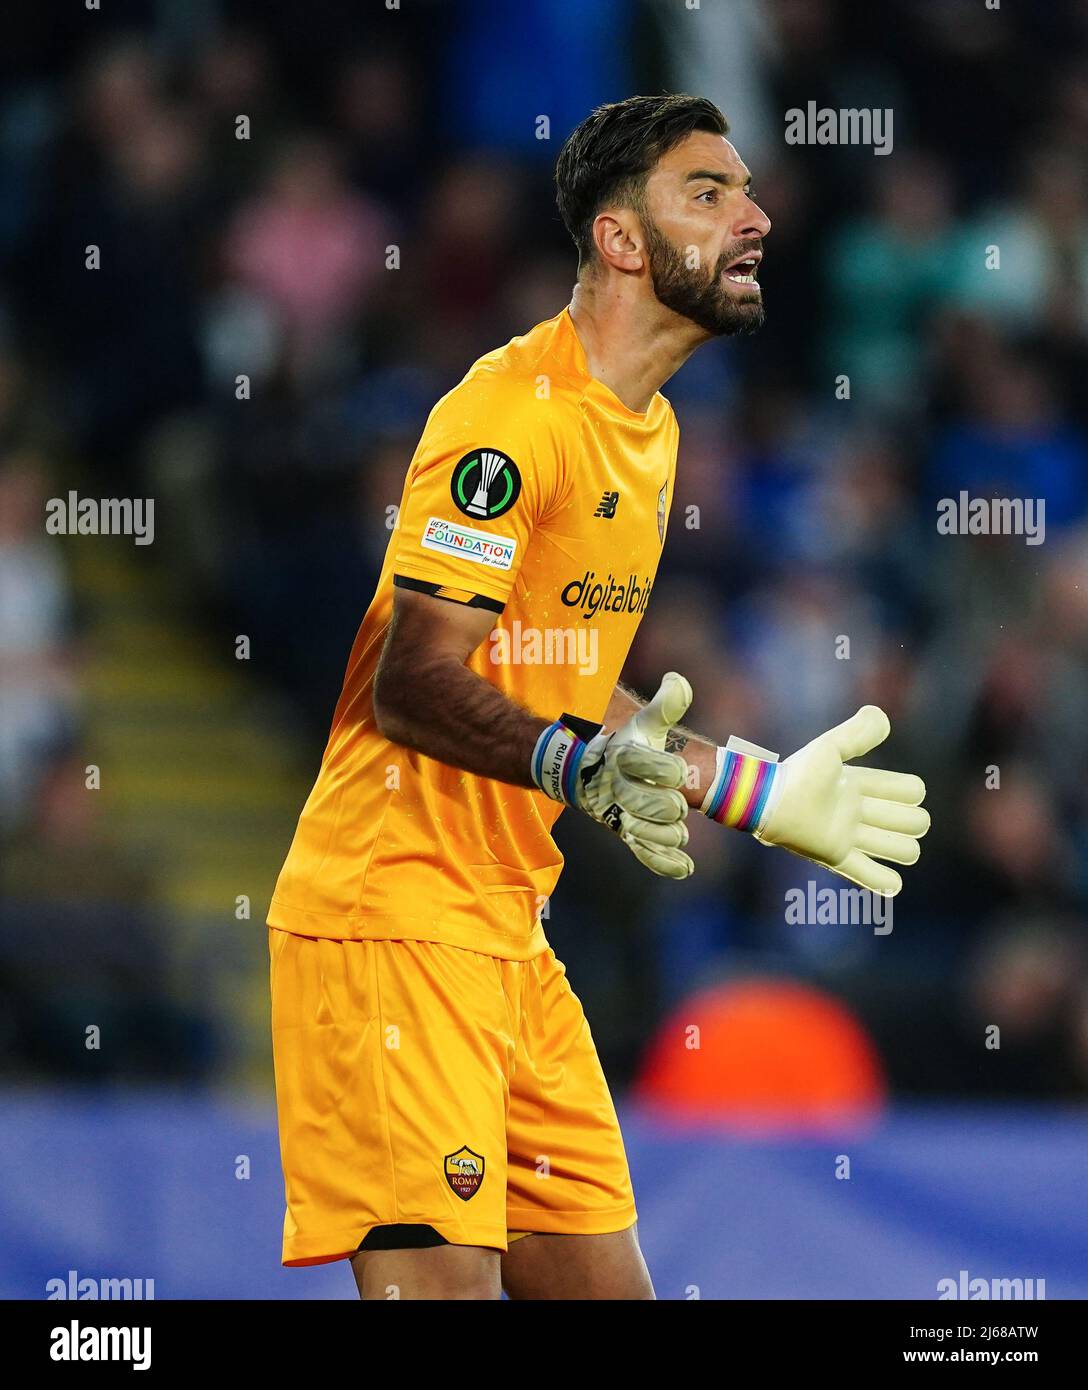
xmin=641 ymin=131 xmax=770 ymax=337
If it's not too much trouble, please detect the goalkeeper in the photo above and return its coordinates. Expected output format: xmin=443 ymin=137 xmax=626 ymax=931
xmin=268 ymin=92 xmax=929 ymax=1304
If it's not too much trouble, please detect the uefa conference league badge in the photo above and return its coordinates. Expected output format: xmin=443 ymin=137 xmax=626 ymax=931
xmin=451 ymin=449 xmax=522 ymax=520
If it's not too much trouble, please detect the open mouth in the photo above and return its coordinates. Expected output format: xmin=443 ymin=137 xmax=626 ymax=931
xmin=724 ymin=251 xmax=761 ymax=285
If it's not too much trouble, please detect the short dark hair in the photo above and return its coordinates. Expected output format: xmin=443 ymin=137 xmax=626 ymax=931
xmin=555 ymin=94 xmax=729 ymax=271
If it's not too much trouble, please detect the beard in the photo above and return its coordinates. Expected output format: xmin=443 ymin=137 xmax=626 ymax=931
xmin=643 ymin=216 xmax=765 ymax=337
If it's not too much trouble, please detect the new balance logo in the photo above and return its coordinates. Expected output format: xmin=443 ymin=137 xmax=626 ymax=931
xmin=594 ymin=491 xmax=620 ymax=519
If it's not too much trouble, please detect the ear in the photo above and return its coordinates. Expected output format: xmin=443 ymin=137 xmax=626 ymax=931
xmin=591 ymin=209 xmax=646 ymax=274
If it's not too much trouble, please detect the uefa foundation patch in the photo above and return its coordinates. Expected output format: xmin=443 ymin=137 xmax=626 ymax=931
xmin=444 ymin=1146 xmax=485 ymax=1201
xmin=421 ymin=517 xmax=516 ymax=570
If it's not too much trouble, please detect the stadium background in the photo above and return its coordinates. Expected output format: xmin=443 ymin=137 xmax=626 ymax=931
xmin=2 ymin=0 xmax=1087 ymax=1297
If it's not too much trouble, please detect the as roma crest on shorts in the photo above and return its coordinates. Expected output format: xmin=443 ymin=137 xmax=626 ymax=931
xmin=444 ymin=1146 xmax=485 ymax=1201
xmin=657 ymin=481 xmax=667 ymax=543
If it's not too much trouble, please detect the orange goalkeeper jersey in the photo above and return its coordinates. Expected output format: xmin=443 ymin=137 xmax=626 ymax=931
xmin=268 ymin=308 xmax=679 ymax=959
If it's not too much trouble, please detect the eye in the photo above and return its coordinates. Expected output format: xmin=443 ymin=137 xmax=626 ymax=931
xmin=697 ymin=188 xmax=718 ymax=204
xmin=745 ymin=186 xmax=758 ymax=201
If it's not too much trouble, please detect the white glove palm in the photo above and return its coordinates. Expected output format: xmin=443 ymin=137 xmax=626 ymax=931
xmin=754 ymin=705 xmax=929 ymax=896
xmin=580 ymin=672 xmax=695 ymax=880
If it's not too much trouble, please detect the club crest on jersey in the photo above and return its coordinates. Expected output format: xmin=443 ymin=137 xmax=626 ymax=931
xmin=657 ymin=481 xmax=667 ymax=542
xmin=451 ymin=449 xmax=522 ymax=520
xmin=444 ymin=1146 xmax=485 ymax=1200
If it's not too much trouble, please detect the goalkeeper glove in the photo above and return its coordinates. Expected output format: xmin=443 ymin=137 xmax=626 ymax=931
xmin=700 ymin=704 xmax=928 ymax=896
xmin=531 ymin=672 xmax=694 ymax=880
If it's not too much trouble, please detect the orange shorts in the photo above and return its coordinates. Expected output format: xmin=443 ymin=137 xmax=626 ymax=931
xmin=269 ymin=927 xmax=637 ymax=1265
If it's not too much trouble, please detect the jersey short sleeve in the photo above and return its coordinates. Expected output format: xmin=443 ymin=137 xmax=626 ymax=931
xmin=391 ymin=369 xmax=569 ymax=613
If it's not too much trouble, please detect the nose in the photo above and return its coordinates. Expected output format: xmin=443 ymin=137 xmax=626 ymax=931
xmin=740 ymin=196 xmax=771 ymax=239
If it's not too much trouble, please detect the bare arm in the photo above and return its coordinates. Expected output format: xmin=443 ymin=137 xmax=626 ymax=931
xmin=373 ymin=587 xmax=550 ymax=787
xmin=604 ymin=681 xmax=717 ymax=809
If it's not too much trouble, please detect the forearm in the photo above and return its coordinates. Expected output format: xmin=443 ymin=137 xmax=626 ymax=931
xmin=607 ymin=681 xmax=718 ymax=808
xmin=374 ymin=649 xmax=549 ymax=789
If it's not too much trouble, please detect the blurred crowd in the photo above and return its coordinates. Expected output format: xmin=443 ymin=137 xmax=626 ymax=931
xmin=2 ymin=0 xmax=1088 ymax=1096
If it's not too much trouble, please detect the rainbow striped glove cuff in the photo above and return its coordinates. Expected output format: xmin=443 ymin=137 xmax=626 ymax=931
xmin=703 ymin=707 xmax=929 ymax=897
xmin=700 ymin=736 xmax=781 ymax=832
